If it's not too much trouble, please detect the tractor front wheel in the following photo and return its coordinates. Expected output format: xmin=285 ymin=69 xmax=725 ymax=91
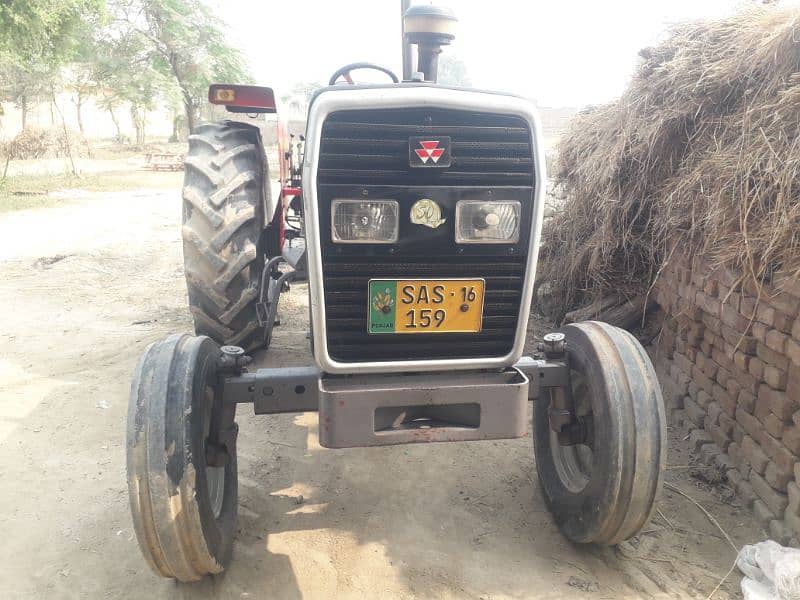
xmin=533 ymin=321 xmax=666 ymax=545
xmin=126 ymin=334 xmax=239 ymax=582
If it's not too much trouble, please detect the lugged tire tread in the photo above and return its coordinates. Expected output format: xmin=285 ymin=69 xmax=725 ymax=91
xmin=181 ymin=121 xmax=267 ymax=351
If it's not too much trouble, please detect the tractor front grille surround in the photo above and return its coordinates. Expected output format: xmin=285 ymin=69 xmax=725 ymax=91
xmin=315 ymin=106 xmax=536 ymax=364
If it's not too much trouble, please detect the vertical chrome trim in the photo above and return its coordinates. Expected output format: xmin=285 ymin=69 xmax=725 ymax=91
xmin=302 ymin=86 xmax=547 ymax=374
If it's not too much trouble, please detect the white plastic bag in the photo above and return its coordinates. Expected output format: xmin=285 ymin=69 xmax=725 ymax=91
xmin=737 ymin=540 xmax=800 ymax=600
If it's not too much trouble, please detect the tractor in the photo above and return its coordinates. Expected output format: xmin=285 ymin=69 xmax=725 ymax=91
xmin=126 ymin=2 xmax=666 ymax=582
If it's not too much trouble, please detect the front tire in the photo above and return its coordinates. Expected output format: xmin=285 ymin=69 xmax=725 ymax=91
xmin=126 ymin=334 xmax=238 ymax=582
xmin=182 ymin=121 xmax=268 ymax=352
xmin=533 ymin=321 xmax=666 ymax=545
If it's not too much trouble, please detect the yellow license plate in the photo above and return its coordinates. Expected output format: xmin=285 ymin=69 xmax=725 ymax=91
xmin=368 ymin=279 xmax=485 ymax=334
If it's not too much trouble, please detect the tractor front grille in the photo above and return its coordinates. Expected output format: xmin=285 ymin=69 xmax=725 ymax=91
xmin=315 ymin=105 xmax=535 ymax=364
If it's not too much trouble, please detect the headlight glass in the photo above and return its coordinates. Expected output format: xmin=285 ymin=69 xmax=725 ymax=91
xmin=331 ymin=199 xmax=399 ymax=244
xmin=455 ymin=200 xmax=521 ymax=244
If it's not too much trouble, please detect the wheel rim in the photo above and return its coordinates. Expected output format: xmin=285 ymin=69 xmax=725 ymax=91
xmin=549 ymin=370 xmax=595 ymax=494
xmin=203 ymin=385 xmax=226 ymax=520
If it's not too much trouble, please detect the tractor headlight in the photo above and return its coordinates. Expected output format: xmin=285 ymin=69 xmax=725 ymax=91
xmin=455 ymin=200 xmax=521 ymax=244
xmin=331 ymin=199 xmax=399 ymax=243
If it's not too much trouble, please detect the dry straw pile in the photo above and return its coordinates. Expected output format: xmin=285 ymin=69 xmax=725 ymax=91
xmin=539 ymin=5 xmax=800 ymax=318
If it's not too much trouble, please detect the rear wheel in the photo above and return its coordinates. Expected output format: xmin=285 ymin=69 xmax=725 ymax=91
xmin=182 ymin=121 xmax=268 ymax=352
xmin=126 ymin=334 xmax=238 ymax=582
xmin=533 ymin=321 xmax=666 ymax=545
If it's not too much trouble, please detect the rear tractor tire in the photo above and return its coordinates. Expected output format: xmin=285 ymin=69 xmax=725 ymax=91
xmin=182 ymin=121 xmax=268 ymax=352
xmin=126 ymin=334 xmax=239 ymax=582
xmin=533 ymin=321 xmax=666 ymax=545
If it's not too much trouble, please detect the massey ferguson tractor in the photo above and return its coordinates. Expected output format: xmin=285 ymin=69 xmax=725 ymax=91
xmin=126 ymin=2 xmax=666 ymax=582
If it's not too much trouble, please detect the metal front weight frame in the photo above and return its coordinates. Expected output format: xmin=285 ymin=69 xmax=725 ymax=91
xmin=219 ymin=353 xmax=569 ymax=449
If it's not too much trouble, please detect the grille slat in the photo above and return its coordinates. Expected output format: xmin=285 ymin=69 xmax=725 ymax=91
xmin=319 ymin=108 xmax=534 ymax=187
xmin=317 ymin=106 xmax=534 ymax=363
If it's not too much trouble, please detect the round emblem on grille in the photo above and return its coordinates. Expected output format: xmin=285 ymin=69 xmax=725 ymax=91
xmin=410 ymin=199 xmax=446 ymax=229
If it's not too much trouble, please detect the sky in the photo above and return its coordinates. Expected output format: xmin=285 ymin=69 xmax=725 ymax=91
xmin=217 ymin=0 xmax=752 ymax=108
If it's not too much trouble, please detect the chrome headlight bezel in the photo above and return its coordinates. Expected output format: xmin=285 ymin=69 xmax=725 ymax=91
xmin=454 ymin=199 xmax=522 ymax=244
xmin=330 ymin=199 xmax=400 ymax=244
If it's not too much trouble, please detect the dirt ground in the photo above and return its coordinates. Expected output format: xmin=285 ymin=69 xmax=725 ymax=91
xmin=0 ymin=184 xmax=768 ymax=599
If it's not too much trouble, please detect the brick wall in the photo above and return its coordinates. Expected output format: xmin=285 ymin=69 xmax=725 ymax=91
xmin=652 ymin=252 xmax=800 ymax=543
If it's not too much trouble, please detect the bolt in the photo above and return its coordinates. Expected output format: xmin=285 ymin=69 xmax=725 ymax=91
xmin=542 ymin=332 xmax=566 ymax=358
xmin=460 ymin=303 xmax=469 ymax=312
xmin=221 ymin=345 xmax=245 ymax=357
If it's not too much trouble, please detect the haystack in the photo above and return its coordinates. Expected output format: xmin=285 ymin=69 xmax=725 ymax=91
xmin=538 ymin=5 xmax=800 ymax=321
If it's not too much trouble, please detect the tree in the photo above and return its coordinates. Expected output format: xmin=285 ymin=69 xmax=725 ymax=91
xmin=114 ymin=0 xmax=251 ymax=134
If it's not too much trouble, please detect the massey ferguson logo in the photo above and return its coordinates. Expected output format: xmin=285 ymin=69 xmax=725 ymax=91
xmin=409 ymin=136 xmax=451 ymax=168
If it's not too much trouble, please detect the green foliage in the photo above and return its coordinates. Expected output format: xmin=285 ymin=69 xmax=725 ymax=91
xmin=0 ymin=0 xmax=103 ymax=63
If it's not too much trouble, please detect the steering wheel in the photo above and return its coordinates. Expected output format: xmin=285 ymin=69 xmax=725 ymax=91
xmin=329 ymin=62 xmax=399 ymax=86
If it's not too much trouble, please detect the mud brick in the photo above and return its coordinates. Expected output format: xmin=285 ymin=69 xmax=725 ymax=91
xmin=755 ymin=387 xmax=772 ymax=421
xmin=702 ymin=313 xmax=722 ymax=333
xmin=703 ymin=327 xmax=717 ymax=346
xmin=783 ymin=425 xmax=800 ymax=455
xmin=700 ymin=442 xmax=721 ymax=465
xmin=722 ymin=303 xmax=754 ymax=332
xmin=700 ymin=339 xmax=712 ymax=357
xmin=726 ymin=375 xmax=743 ymax=396
xmin=766 ymin=330 xmax=789 ymax=354
xmin=698 ymin=291 xmax=722 ymax=317
xmin=743 ymin=435 xmax=769 ymax=474
xmin=756 ymin=303 xmax=776 ymax=327
xmin=760 ymin=433 xmax=798 ymax=475
xmin=764 ymin=365 xmax=788 ymax=391
xmin=788 ymin=338 xmax=800 ymax=367
xmin=721 ymin=325 xmax=757 ymax=354
xmin=737 ymin=410 xmax=765 ymax=443
xmin=660 ymin=378 xmax=683 ymax=410
xmin=695 ymin=389 xmax=712 ymax=408
xmin=678 ymin=283 xmax=693 ymax=300
xmin=769 ymin=519 xmax=792 ymax=545
xmin=736 ymin=476 xmax=757 ymax=507
xmin=707 ymin=401 xmax=722 ymax=425
xmin=797 ymin=462 xmax=800 ymax=484
xmin=749 ymin=356 xmax=765 ymax=381
xmin=774 ymin=311 xmax=794 ymax=334
xmin=702 ymin=358 xmax=719 ymax=380
xmin=794 ymin=317 xmax=800 ymax=340
xmin=738 ymin=390 xmax=756 ymax=414
xmin=675 ymin=337 xmax=688 ymax=355
xmin=685 ymin=345 xmax=698 ymax=362
xmin=689 ymin=428 xmax=713 ymax=452
xmin=734 ymin=366 xmax=760 ymax=394
xmin=727 ymin=466 xmax=744 ymax=488
xmin=728 ymin=442 xmax=747 ymax=473
xmin=789 ymin=481 xmax=800 ymax=516
xmin=763 ymin=413 xmax=784 ymax=439
xmin=795 ymin=410 xmax=800 ymax=427
xmin=752 ymin=322 xmax=769 ymax=344
xmin=753 ymin=499 xmax=776 ymax=526
xmin=713 ymin=384 xmax=737 ymax=417
xmin=674 ymin=369 xmax=691 ymax=393
xmin=716 ymin=366 xmax=732 ymax=388
xmin=740 ymin=294 xmax=757 ymax=319
xmin=719 ymin=412 xmax=736 ymax=437
xmin=786 ymin=510 xmax=800 ymax=538
xmin=733 ymin=422 xmax=746 ymax=443
xmin=756 ymin=342 xmax=790 ymax=372
xmin=703 ymin=279 xmax=718 ymax=297
xmin=687 ymin=379 xmax=699 ymax=401
xmin=766 ymin=291 xmax=799 ymax=318
xmin=706 ymin=420 xmax=731 ymax=451
xmin=787 ymin=364 xmax=800 ymax=403
xmin=712 ymin=347 xmax=734 ymax=372
xmin=692 ymin=365 xmax=715 ymax=395
xmin=751 ymin=471 xmax=789 ymax=516
xmin=688 ymin=322 xmax=705 ymax=345
xmin=719 ymin=285 xmax=738 ymax=309
xmin=673 ymin=352 xmax=693 ymax=376
xmin=684 ymin=397 xmax=706 ymax=427
xmin=765 ymin=460 xmax=793 ymax=491
xmin=671 ymin=408 xmax=687 ymax=427
xmin=734 ymin=350 xmax=751 ymax=372
xmin=758 ymin=385 xmax=795 ymax=420
xmin=723 ymin=341 xmax=737 ymax=360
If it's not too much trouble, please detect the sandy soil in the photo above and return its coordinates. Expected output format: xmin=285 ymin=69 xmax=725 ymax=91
xmin=0 ymin=187 xmax=767 ymax=599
